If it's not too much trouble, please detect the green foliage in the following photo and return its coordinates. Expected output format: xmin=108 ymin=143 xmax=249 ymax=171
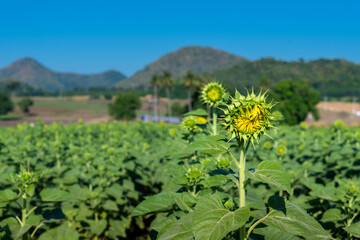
xmin=1 ymin=102 xmax=360 ymax=239
xmin=212 ymin=58 xmax=360 ymax=97
xmin=0 ymin=121 xmax=183 ymax=239
xmin=108 ymin=93 xmax=141 ymax=120
xmin=270 ymin=79 xmax=321 ymax=125
xmin=133 ymin=88 xmax=336 ymax=240
xmin=18 ymin=98 xmax=34 ymax=113
xmin=171 ymin=102 xmax=187 ymax=117
xmin=0 ymin=92 xmax=14 ymax=115
xmin=103 ymin=93 xmax=113 ymax=100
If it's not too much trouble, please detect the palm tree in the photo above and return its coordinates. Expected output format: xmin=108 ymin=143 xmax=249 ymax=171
xmin=182 ymin=70 xmax=202 ymax=111
xmin=160 ymin=70 xmax=173 ymax=117
xmin=149 ymin=73 xmax=160 ymax=120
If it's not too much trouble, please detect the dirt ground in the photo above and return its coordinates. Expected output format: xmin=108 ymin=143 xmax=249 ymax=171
xmin=306 ymin=102 xmax=360 ymax=126
xmin=0 ymin=96 xmax=189 ymax=127
xmin=1 ymin=98 xmax=359 ymax=127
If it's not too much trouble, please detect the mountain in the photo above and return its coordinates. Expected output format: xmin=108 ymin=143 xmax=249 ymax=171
xmin=0 ymin=58 xmax=127 ymax=91
xmin=210 ymin=58 xmax=360 ymax=97
xmin=118 ymin=46 xmax=246 ymax=88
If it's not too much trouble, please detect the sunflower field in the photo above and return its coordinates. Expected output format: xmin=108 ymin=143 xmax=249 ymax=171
xmin=0 ymin=93 xmax=359 ymax=239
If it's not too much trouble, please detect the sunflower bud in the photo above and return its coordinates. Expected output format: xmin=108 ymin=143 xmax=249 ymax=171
xmin=181 ymin=116 xmax=198 ymax=132
xmin=223 ymin=89 xmax=276 ymax=145
xmin=185 ymin=166 xmax=204 ymax=184
xmin=333 ymin=120 xmax=343 ymax=129
xmin=224 ymin=199 xmax=234 ymax=210
xmin=216 ymin=156 xmax=231 ymax=170
xmin=277 ymin=145 xmax=287 ymax=155
xmin=201 ymin=82 xmax=226 ymax=106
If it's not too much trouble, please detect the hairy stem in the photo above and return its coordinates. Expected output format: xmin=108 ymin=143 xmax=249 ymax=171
xmin=246 ymin=211 xmax=273 ymax=239
xmin=212 ymin=108 xmax=217 ymax=135
xmin=239 ymin=144 xmax=247 ymax=240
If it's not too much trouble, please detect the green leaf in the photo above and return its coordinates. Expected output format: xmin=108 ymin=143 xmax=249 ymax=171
xmin=247 ymin=161 xmax=291 ymax=193
xmin=183 ymin=109 xmax=208 ymax=117
xmin=186 ymin=136 xmax=229 ymax=156
xmin=40 ymin=188 xmax=76 ymax=202
xmin=344 ymin=221 xmax=360 ymax=238
xmin=171 ymin=192 xmax=196 ymax=213
xmin=321 ymin=208 xmax=342 ymax=222
xmin=203 ymin=175 xmax=228 ymax=188
xmin=103 ymin=200 xmax=119 ymax=211
xmin=131 ymin=192 xmax=174 ymax=216
xmin=105 ymin=183 xmax=123 ymax=199
xmin=107 ymin=218 xmax=131 ymax=238
xmin=0 ymin=217 xmax=33 ymax=239
xmin=150 ymin=215 xmax=177 ymax=232
xmin=157 ymin=214 xmax=194 ymax=240
xmin=38 ymin=223 xmax=79 ymax=240
xmin=193 ymin=195 xmax=250 ymax=240
xmin=0 ymin=189 xmax=18 ymax=202
xmin=266 ymin=202 xmax=331 ymax=239
xmin=254 ymin=226 xmax=301 ymax=240
xmin=87 ymin=219 xmax=107 ymax=236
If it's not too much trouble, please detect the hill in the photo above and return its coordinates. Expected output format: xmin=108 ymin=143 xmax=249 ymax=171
xmin=0 ymin=58 xmax=127 ymax=91
xmin=118 ymin=46 xmax=246 ymax=88
xmin=211 ymin=58 xmax=360 ymax=97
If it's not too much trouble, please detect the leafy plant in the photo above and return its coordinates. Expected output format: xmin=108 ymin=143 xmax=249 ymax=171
xmin=0 ymin=92 xmax=14 ymax=115
xmin=18 ymin=98 xmax=34 ymax=113
xmin=108 ymin=93 xmax=141 ymax=120
xmin=133 ymin=84 xmax=330 ymax=240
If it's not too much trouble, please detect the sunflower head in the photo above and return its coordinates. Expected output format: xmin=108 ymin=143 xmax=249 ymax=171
xmin=277 ymin=145 xmax=287 ymax=155
xmin=196 ymin=116 xmax=208 ymax=125
xmin=185 ymin=165 xmax=205 ymax=184
xmin=347 ymin=181 xmax=358 ymax=196
xmin=223 ymin=89 xmax=276 ymax=145
xmin=355 ymin=131 xmax=360 ymax=140
xmin=263 ymin=141 xmax=272 ymax=150
xmin=181 ymin=116 xmax=197 ymax=131
xmin=300 ymin=121 xmax=307 ymax=129
xmin=333 ymin=120 xmax=343 ymax=129
xmin=201 ymin=82 xmax=226 ymax=106
xmin=216 ymin=156 xmax=231 ymax=170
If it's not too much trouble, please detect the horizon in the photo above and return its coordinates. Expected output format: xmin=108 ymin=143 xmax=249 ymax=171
xmin=2 ymin=46 xmax=357 ymax=77
xmin=1 ymin=0 xmax=359 ymax=75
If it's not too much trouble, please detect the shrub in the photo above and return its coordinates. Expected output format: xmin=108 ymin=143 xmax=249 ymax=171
xmin=18 ymin=98 xmax=34 ymax=113
xmin=0 ymin=93 xmax=14 ymax=115
xmin=270 ymin=79 xmax=321 ymax=125
xmin=108 ymin=93 xmax=141 ymax=120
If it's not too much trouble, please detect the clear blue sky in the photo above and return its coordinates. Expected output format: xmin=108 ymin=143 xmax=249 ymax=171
xmin=0 ymin=0 xmax=359 ymax=76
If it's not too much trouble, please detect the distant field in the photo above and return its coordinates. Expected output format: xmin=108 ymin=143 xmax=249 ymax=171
xmin=0 ymin=96 xmax=188 ymax=127
xmin=2 ymin=97 xmax=359 ymax=128
xmin=0 ymin=98 xmax=110 ymax=127
xmin=33 ymin=100 xmax=108 ymax=115
xmin=0 ymin=114 xmax=22 ymax=120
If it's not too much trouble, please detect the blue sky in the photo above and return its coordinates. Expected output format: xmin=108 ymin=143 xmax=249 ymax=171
xmin=0 ymin=0 xmax=359 ymax=76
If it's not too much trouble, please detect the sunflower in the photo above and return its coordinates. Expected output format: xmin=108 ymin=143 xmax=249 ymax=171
xmin=277 ymin=145 xmax=287 ymax=155
xmin=201 ymin=82 xmax=226 ymax=106
xmin=196 ymin=116 xmax=207 ymax=124
xmin=223 ymin=89 xmax=277 ymax=145
xmin=181 ymin=116 xmax=198 ymax=131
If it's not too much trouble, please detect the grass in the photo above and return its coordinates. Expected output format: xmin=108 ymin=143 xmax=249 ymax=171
xmin=33 ymin=100 xmax=109 ymax=117
xmin=0 ymin=114 xmax=22 ymax=120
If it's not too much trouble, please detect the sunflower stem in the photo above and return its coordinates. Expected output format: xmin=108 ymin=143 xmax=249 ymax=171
xmin=212 ymin=107 xmax=217 ymax=135
xmin=239 ymin=143 xmax=247 ymax=240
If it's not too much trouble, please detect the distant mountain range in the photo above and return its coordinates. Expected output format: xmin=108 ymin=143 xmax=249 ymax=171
xmin=211 ymin=58 xmax=360 ymax=97
xmin=117 ymin=46 xmax=246 ymax=88
xmin=1 ymin=46 xmax=360 ymax=96
xmin=0 ymin=58 xmax=126 ymax=91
